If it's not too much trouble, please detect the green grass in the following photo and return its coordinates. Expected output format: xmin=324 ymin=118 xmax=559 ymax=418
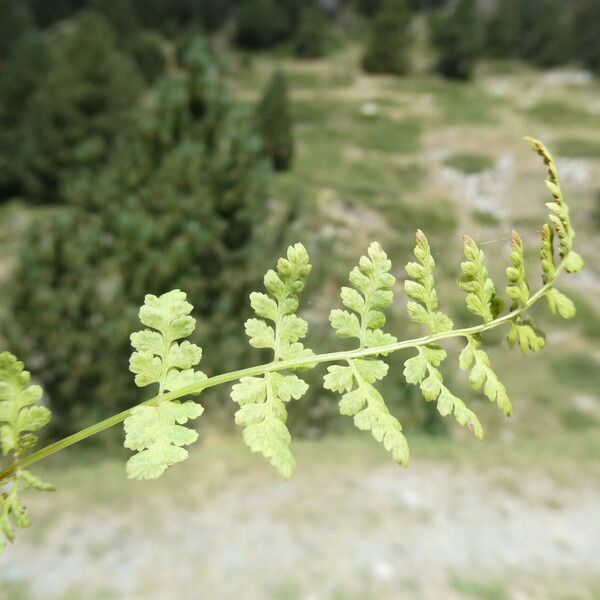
xmin=554 ymin=137 xmax=600 ymax=158
xmin=526 ymin=101 xmax=598 ymax=128
xmin=560 ymin=408 xmax=600 ymax=431
xmin=451 ymin=577 xmax=509 ymax=600
xmin=472 ymin=209 xmax=501 ymax=226
xmin=387 ymin=78 xmax=497 ymax=124
xmin=376 ymin=197 xmax=458 ymax=243
xmin=551 ymin=353 xmax=600 ymax=397
xmin=291 ymin=99 xmax=339 ymax=125
xmin=396 ymin=163 xmax=425 ymax=191
xmin=351 ymin=116 xmax=422 ymax=154
xmin=445 ymin=153 xmax=495 ymax=174
xmin=433 ymin=82 xmax=498 ymax=124
xmin=571 ymin=293 xmax=600 ymax=341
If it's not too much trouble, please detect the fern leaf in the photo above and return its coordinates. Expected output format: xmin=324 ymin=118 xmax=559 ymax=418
xmin=506 ymin=231 xmax=530 ymax=309
xmin=403 ymin=232 xmax=483 ymax=438
xmin=124 ymin=401 xmax=203 ymax=480
xmin=232 ymin=243 xmax=313 ymax=478
xmin=545 ymin=288 xmax=575 ymax=319
xmin=459 ymin=235 xmax=503 ymax=322
xmin=539 ymin=224 xmax=576 ymax=320
xmin=124 ymin=290 xmax=206 ymax=480
xmin=459 ymin=336 xmax=511 ymax=416
xmin=507 ymin=319 xmax=545 ymax=354
xmin=404 ymin=230 xmax=454 ymax=333
xmin=526 ymin=136 xmax=583 ymax=272
xmin=0 ymin=352 xmax=53 ymax=553
xmin=324 ymin=242 xmax=408 ymax=465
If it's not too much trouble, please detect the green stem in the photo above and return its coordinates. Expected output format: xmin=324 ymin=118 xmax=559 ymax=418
xmin=0 ymin=257 xmax=567 ymax=484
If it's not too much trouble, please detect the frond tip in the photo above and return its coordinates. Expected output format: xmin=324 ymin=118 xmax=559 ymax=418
xmin=526 ymin=136 xmax=583 ymax=272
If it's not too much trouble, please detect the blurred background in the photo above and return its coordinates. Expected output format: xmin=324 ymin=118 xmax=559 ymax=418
xmin=0 ymin=0 xmax=599 ymax=598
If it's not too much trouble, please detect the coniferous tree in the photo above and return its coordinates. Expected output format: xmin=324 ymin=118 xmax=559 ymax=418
xmin=294 ymin=7 xmax=329 ymax=59
xmin=6 ymin=39 xmax=273 ymax=432
xmin=125 ymin=32 xmax=166 ymax=83
xmin=0 ymin=0 xmax=32 ymax=60
xmin=362 ymin=0 xmax=412 ymax=76
xmin=0 ymin=11 xmax=144 ymax=203
xmin=430 ymin=0 xmax=481 ymax=80
xmin=198 ymin=0 xmax=231 ymax=32
xmin=234 ymin=0 xmax=291 ymax=49
xmin=484 ymin=0 xmax=520 ymax=58
xmin=0 ymin=30 xmax=51 ymax=199
xmin=91 ymin=0 xmax=139 ymax=35
xmin=571 ymin=0 xmax=600 ymax=75
xmin=26 ymin=0 xmax=86 ymax=28
xmin=256 ymin=71 xmax=294 ymax=171
xmin=513 ymin=0 xmax=568 ymax=67
xmin=355 ymin=0 xmax=383 ymax=16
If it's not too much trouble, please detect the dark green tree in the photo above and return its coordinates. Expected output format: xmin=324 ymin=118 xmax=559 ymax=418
xmin=0 ymin=0 xmax=32 ymax=60
xmin=484 ymin=0 xmax=520 ymax=58
xmin=26 ymin=0 xmax=86 ymax=27
xmin=513 ymin=0 xmax=568 ymax=67
xmin=570 ymin=0 xmax=600 ymax=75
xmin=0 ymin=30 xmax=51 ymax=199
xmin=198 ymin=0 xmax=231 ymax=32
xmin=4 ymin=39 xmax=273 ymax=433
xmin=125 ymin=32 xmax=166 ymax=83
xmin=430 ymin=0 xmax=481 ymax=80
xmin=0 ymin=11 xmax=144 ymax=203
xmin=91 ymin=0 xmax=139 ymax=35
xmin=355 ymin=0 xmax=383 ymax=16
xmin=294 ymin=7 xmax=329 ymax=59
xmin=234 ymin=0 xmax=291 ymax=49
xmin=256 ymin=71 xmax=294 ymax=171
xmin=362 ymin=0 xmax=412 ymax=76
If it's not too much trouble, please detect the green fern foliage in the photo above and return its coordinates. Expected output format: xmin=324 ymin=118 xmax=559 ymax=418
xmin=506 ymin=231 xmax=530 ymax=309
xmin=0 ymin=137 xmax=589 ymax=556
xmin=505 ymin=229 xmax=545 ymax=354
xmin=0 ymin=352 xmax=53 ymax=553
xmin=526 ymin=138 xmax=581 ymax=319
xmin=231 ymin=244 xmax=313 ymax=478
xmin=526 ymin=137 xmax=582 ymax=270
xmin=324 ymin=242 xmax=409 ymax=466
xmin=459 ymin=336 xmax=511 ymax=416
xmin=124 ymin=290 xmax=206 ymax=480
xmin=403 ymin=232 xmax=484 ymax=439
xmin=459 ymin=235 xmax=503 ymax=323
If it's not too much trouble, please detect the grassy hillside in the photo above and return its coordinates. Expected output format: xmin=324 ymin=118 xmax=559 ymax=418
xmin=1 ymin=39 xmax=600 ymax=599
xmin=228 ymin=43 xmax=600 ymax=442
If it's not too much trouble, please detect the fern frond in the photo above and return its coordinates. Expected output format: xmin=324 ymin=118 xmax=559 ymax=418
xmin=506 ymin=231 xmax=530 ymax=309
xmin=459 ymin=235 xmax=503 ymax=323
xmin=0 ymin=137 xmax=588 ymax=554
xmin=525 ymin=136 xmax=583 ymax=272
xmin=459 ymin=336 xmax=511 ymax=416
xmin=534 ymin=173 xmax=577 ymax=320
xmin=232 ymin=243 xmax=313 ymax=478
xmin=324 ymin=242 xmax=409 ymax=466
xmin=0 ymin=352 xmax=53 ymax=553
xmin=403 ymin=232 xmax=483 ymax=438
xmin=404 ymin=230 xmax=454 ymax=333
xmin=124 ymin=290 xmax=206 ymax=480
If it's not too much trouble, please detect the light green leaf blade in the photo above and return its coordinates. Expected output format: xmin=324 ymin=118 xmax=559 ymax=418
xmin=124 ymin=400 xmax=204 ymax=480
xmin=234 ymin=244 xmax=313 ymax=477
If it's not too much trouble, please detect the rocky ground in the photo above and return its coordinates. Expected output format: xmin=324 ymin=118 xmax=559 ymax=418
xmin=1 ymin=435 xmax=599 ymax=600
